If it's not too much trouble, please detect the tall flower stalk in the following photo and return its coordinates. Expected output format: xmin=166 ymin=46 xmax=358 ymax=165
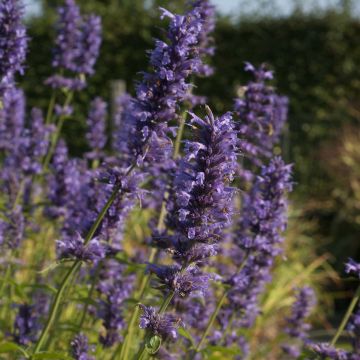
xmin=135 ymin=107 xmax=238 ymax=359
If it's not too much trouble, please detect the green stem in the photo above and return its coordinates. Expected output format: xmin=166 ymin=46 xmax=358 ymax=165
xmin=330 ymin=283 xmax=360 ymax=346
xmin=12 ymin=179 xmax=26 ymax=211
xmin=195 ymin=290 xmax=227 ymax=354
xmin=77 ymin=264 xmax=101 ymax=330
xmin=32 ymin=183 xmax=123 ymax=355
xmin=32 ymin=260 xmax=81 ymax=354
xmin=116 ymin=111 xmax=188 ymax=359
xmin=45 ymin=90 xmax=57 ymax=125
xmin=0 ymin=263 xmax=11 ymax=308
xmin=173 ymin=113 xmax=187 ymax=159
xmin=42 ymin=91 xmax=74 ymax=173
xmin=193 ymin=254 xmax=250 ymax=355
xmin=116 ymin=248 xmax=157 ymax=360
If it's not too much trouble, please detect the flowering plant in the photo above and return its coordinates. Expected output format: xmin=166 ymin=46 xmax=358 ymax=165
xmin=0 ymin=1 xmax=359 ymax=359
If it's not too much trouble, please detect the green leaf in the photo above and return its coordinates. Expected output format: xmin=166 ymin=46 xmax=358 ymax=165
xmin=32 ymin=351 xmax=73 ymax=360
xmin=0 ymin=342 xmax=29 ymax=358
xmin=145 ymin=335 xmax=162 ymax=355
xmin=178 ymin=327 xmax=195 ymax=347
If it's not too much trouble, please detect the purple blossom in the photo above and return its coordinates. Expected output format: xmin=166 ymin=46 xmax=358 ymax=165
xmin=309 ymin=343 xmax=351 ymax=360
xmin=139 ymin=305 xmax=183 ymax=341
xmin=12 ymin=292 xmax=49 ymax=347
xmin=44 ymin=75 xmax=86 ymax=91
xmin=347 ymin=307 xmax=360 ymax=355
xmin=166 ymin=109 xmax=237 ymax=265
xmin=190 ymin=0 xmax=216 ymax=77
xmin=0 ymin=87 xmax=25 ymax=150
xmin=47 ymin=0 xmax=102 ymax=89
xmin=0 ymin=206 xmax=25 ymax=249
xmin=0 ymin=0 xmax=28 ymax=93
xmin=147 ymin=264 xmax=211 ymax=297
xmin=51 ymin=0 xmax=82 ymax=71
xmin=234 ymin=63 xmax=288 ymax=181
xmin=97 ymin=259 xmax=135 ymax=347
xmin=54 ymin=103 xmax=73 ymax=117
xmin=70 ymin=333 xmax=95 ymax=360
xmin=76 ymin=14 xmax=102 ymax=75
xmin=13 ymin=107 xmax=53 ymax=176
xmin=56 ymin=232 xmax=106 ymax=262
xmin=86 ymin=97 xmax=107 ymax=158
xmin=122 ymin=5 xmax=206 ymax=166
xmin=282 ymin=287 xmax=316 ymax=356
xmin=227 ymin=157 xmax=293 ymax=327
xmin=345 ymin=258 xmax=360 ymax=279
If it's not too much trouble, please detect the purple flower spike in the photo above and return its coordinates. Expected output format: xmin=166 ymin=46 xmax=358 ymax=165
xmin=147 ymin=264 xmax=211 ymax=297
xmin=86 ymin=97 xmax=107 ymax=158
xmin=77 ymin=14 xmax=102 ymax=75
xmin=345 ymin=258 xmax=360 ymax=279
xmin=0 ymin=0 xmax=28 ymax=93
xmin=282 ymin=287 xmax=316 ymax=356
xmin=70 ymin=333 xmax=95 ymax=360
xmin=52 ymin=0 xmax=82 ymax=71
xmin=347 ymin=307 xmax=360 ymax=355
xmin=0 ymin=206 xmax=25 ymax=249
xmin=122 ymin=5 xmax=207 ymax=166
xmin=191 ymin=0 xmax=216 ymax=77
xmin=235 ymin=63 xmax=288 ymax=181
xmin=56 ymin=232 xmax=106 ymax=262
xmin=309 ymin=343 xmax=351 ymax=360
xmin=227 ymin=157 xmax=293 ymax=328
xmin=166 ymin=108 xmax=237 ymax=265
xmin=139 ymin=305 xmax=183 ymax=341
xmin=47 ymin=0 xmax=102 ymax=89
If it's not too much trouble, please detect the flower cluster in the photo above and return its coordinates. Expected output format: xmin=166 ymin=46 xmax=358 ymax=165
xmin=227 ymin=157 xmax=293 ymax=329
xmin=86 ymin=97 xmax=107 ymax=159
xmin=2 ymin=1 xmax=358 ymax=360
xmin=139 ymin=305 xmax=183 ymax=341
xmin=122 ymin=5 xmax=207 ymax=166
xmin=70 ymin=333 xmax=95 ymax=360
xmin=166 ymin=109 xmax=237 ymax=265
xmin=0 ymin=0 xmax=28 ymax=94
xmin=234 ymin=63 xmax=288 ymax=181
xmin=282 ymin=286 xmax=316 ymax=357
xmin=345 ymin=258 xmax=360 ymax=279
xmin=46 ymin=0 xmax=101 ymax=90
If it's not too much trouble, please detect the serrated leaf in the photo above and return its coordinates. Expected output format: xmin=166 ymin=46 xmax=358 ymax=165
xmin=0 ymin=342 xmax=29 ymax=357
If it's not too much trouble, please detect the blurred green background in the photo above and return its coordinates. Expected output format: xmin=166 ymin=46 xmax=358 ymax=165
xmin=22 ymin=0 xmax=360 ymax=330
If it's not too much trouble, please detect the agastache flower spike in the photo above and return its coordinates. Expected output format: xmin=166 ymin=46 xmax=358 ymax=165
xmin=282 ymin=287 xmax=316 ymax=357
xmin=46 ymin=0 xmax=102 ymax=90
xmin=347 ymin=307 xmax=360 ymax=355
xmin=190 ymin=0 xmax=216 ymax=77
xmin=0 ymin=0 xmax=28 ymax=94
xmin=0 ymin=87 xmax=25 ymax=150
xmin=167 ymin=107 xmax=238 ymax=266
xmin=86 ymin=97 xmax=107 ymax=159
xmin=122 ymin=5 xmax=205 ymax=166
xmin=234 ymin=63 xmax=288 ymax=181
xmin=97 ymin=260 xmax=135 ymax=347
xmin=139 ymin=305 xmax=183 ymax=341
xmin=227 ymin=157 xmax=293 ymax=329
xmin=70 ymin=333 xmax=95 ymax=360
